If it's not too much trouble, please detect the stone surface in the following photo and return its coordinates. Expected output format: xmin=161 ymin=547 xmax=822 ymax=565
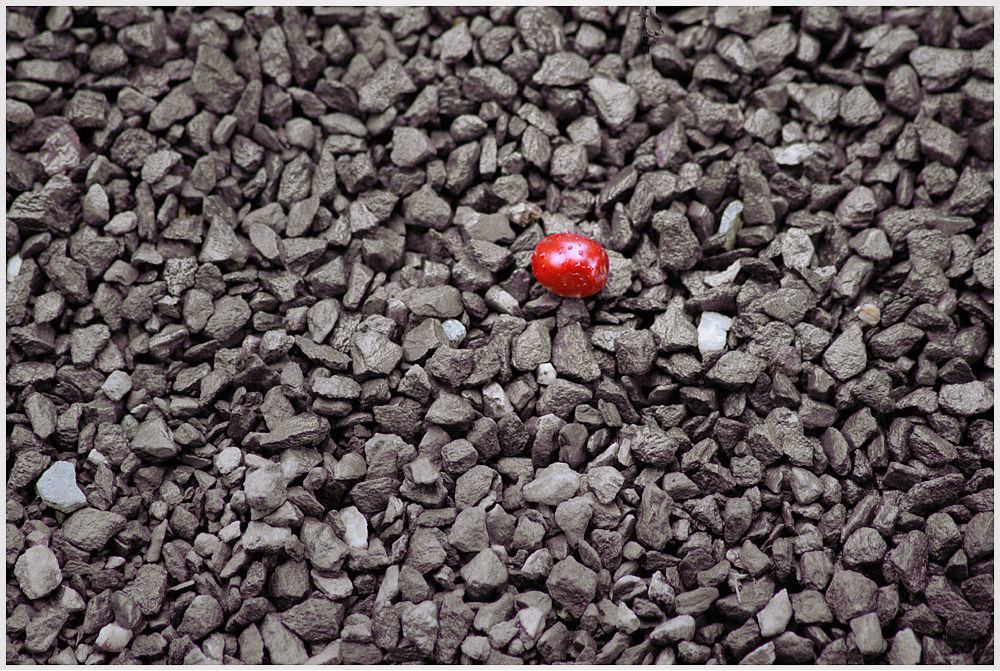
xmin=843 ymin=528 xmax=887 ymax=567
xmin=95 ymin=623 xmax=133 ymax=653
xmin=588 ymin=77 xmax=639 ymax=131
xmin=850 ymin=612 xmax=887 ymax=657
xmin=178 ymin=595 xmax=224 ymax=641
xmin=281 ymin=598 xmax=345 ymax=642
xmin=244 ymin=463 xmax=287 ymax=513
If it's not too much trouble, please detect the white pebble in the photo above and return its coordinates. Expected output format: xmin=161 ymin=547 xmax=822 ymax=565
xmin=339 ymin=506 xmax=368 ymax=549
xmin=95 ymin=623 xmax=132 ymax=653
xmin=36 ymin=461 xmax=88 ymax=513
xmin=855 ymin=304 xmax=881 ymax=325
xmin=441 ymin=319 xmax=467 ymax=346
xmin=773 ymin=142 xmax=816 ymax=166
xmin=718 ymin=201 xmax=744 ymax=251
xmin=87 ymin=450 xmax=109 ymax=466
xmin=704 ymin=260 xmax=741 ymax=287
xmin=536 ymin=362 xmax=556 ymax=386
xmin=7 ymin=255 xmax=22 ymax=283
xmin=718 ymin=201 xmax=743 ymax=235
xmin=698 ymin=312 xmax=733 ymax=355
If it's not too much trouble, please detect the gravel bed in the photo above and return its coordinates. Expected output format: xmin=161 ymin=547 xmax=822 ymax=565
xmin=5 ymin=5 xmax=994 ymax=665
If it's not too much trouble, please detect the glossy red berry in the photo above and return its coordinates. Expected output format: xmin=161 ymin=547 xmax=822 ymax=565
xmin=531 ymin=233 xmax=610 ymax=298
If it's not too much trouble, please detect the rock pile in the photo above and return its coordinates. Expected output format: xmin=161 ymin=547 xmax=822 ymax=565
xmin=6 ymin=5 xmax=994 ymax=665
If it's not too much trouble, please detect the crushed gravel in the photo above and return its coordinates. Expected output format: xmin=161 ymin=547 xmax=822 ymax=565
xmin=5 ymin=5 xmax=995 ymax=666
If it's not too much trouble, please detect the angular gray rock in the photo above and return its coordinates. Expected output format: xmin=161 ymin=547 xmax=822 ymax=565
xmin=401 ymin=600 xmax=438 ymax=656
xmin=533 ymin=51 xmax=591 ymax=86
xmin=460 ymin=549 xmax=509 ymax=599
xmin=707 ymin=351 xmax=767 ymax=387
xmin=842 ymin=528 xmax=887 ymax=567
xmin=403 ymin=185 xmax=452 ymax=230
xmin=61 ymin=508 xmax=126 ymax=551
xmin=244 ymin=463 xmax=287 ymax=513
xmin=546 ymin=556 xmax=597 ymax=618
xmin=178 ymin=595 xmax=223 ymax=641
xmin=621 ymin=423 xmax=686 ymax=467
xmin=512 ymin=321 xmax=551 ymax=372
xmin=588 ymin=77 xmax=639 ymax=131
xmin=822 ymin=325 xmax=867 ymax=381
xmin=938 ymin=381 xmax=993 ymax=415
xmin=654 ymin=210 xmax=702 ymax=272
xmin=281 ymin=598 xmax=346 ymax=642
xmin=351 ymin=330 xmax=403 ymax=376
xmin=206 ymin=296 xmax=251 ymax=341
xmin=551 ymin=322 xmax=600 ymax=381
xmin=825 ymin=569 xmax=879 ymax=623
xmin=850 ymin=612 xmax=886 ymax=657
xmin=131 ymin=416 xmax=179 ymax=460
xmin=535 ymin=379 xmax=593 ymax=419
xmin=651 ymin=297 xmax=699 ymax=352
xmin=636 ymin=482 xmax=673 ymax=550
xmin=757 ymin=589 xmax=792 ymax=637
xmin=887 ymin=628 xmax=921 ymax=664
xmin=14 ymin=545 xmax=62 ymax=600
xmin=522 ymin=463 xmax=580 ymax=506
xmin=261 ymin=613 xmax=308 ymax=664
xmin=390 ymin=126 xmax=435 ymax=168
xmin=247 ymin=414 xmax=330 ymax=451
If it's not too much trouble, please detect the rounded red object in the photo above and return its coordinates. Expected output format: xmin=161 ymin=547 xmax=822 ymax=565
xmin=531 ymin=233 xmax=610 ymax=298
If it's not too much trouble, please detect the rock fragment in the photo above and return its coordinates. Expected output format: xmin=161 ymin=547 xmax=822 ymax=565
xmin=36 ymin=461 xmax=87 ymax=513
xmin=546 ymin=556 xmax=597 ymax=618
xmin=61 ymin=508 xmax=126 ymax=552
xmin=14 ymin=546 xmax=62 ymax=600
xmin=131 ymin=416 xmax=179 ymax=460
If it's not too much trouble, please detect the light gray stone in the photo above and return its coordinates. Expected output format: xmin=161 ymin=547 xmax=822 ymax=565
xmin=14 ymin=545 xmax=62 ymax=600
xmin=523 ymin=462 xmax=580 ymax=506
xmin=36 ymin=461 xmax=87 ymax=513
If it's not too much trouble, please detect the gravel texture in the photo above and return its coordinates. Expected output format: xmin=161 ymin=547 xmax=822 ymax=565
xmin=5 ymin=5 xmax=995 ymax=666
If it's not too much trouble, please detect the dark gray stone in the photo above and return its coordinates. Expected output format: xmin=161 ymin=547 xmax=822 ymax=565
xmin=546 ymin=556 xmax=597 ymax=618
xmin=825 ymin=569 xmax=879 ymax=623
xmin=707 ymin=351 xmax=767 ymax=388
xmin=61 ymin=508 xmax=126 ymax=551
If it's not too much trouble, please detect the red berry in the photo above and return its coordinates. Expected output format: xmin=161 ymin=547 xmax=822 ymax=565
xmin=531 ymin=233 xmax=610 ymax=298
